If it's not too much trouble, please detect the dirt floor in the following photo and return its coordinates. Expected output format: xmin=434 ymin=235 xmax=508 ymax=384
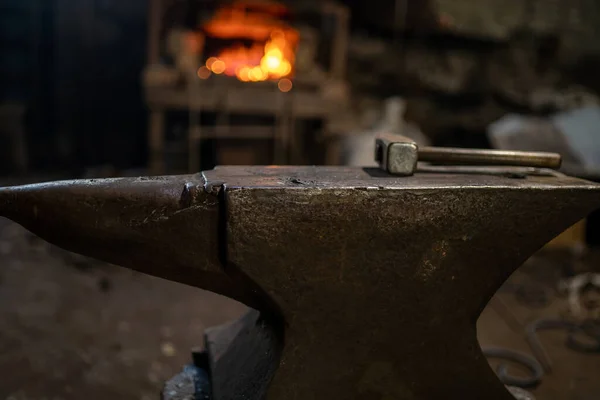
xmin=478 ymin=253 xmax=600 ymax=400
xmin=0 ymin=218 xmax=246 ymax=400
xmin=0 ymin=216 xmax=599 ymax=400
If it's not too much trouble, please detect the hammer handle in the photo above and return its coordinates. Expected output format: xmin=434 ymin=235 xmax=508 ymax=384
xmin=418 ymin=147 xmax=562 ymax=169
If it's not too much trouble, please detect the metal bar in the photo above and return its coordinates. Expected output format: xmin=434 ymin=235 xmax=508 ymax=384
xmin=418 ymin=147 xmax=562 ymax=169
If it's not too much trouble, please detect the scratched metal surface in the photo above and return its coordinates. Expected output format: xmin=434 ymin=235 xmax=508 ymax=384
xmin=203 ymin=166 xmax=591 ymax=189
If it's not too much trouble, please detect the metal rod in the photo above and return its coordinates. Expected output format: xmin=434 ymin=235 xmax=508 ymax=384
xmin=418 ymin=147 xmax=562 ymax=169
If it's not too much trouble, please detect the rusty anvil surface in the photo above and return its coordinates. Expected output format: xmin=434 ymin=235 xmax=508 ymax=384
xmin=1 ymin=166 xmax=600 ymax=400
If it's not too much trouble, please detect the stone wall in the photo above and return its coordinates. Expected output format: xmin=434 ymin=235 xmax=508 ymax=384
xmin=434 ymin=0 xmax=600 ymax=52
xmin=435 ymin=0 xmax=525 ymax=40
xmin=344 ymin=0 xmax=600 ymax=145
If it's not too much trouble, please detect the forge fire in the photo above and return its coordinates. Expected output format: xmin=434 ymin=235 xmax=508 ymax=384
xmin=200 ymin=1 xmax=299 ymax=83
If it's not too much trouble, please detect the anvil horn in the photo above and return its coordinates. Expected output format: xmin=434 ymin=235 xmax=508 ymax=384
xmin=0 ymin=175 xmax=258 ymax=306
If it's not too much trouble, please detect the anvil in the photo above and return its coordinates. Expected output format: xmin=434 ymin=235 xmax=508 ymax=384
xmin=1 ymin=165 xmax=599 ymax=399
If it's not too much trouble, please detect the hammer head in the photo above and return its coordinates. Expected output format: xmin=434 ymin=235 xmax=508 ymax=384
xmin=375 ymin=133 xmax=419 ymax=176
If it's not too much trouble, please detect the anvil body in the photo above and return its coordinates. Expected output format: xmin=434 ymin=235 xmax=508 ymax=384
xmin=1 ymin=166 xmax=599 ymax=400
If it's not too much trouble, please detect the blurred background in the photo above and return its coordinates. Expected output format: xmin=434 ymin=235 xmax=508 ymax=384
xmin=1 ymin=0 xmax=600 ymax=399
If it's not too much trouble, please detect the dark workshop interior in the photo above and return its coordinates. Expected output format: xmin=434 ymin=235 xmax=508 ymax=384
xmin=1 ymin=0 xmax=600 ymax=399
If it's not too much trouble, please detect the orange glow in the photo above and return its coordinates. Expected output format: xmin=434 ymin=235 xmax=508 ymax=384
xmin=205 ymin=57 xmax=219 ymax=69
xmin=210 ymin=59 xmax=226 ymax=74
xmin=237 ymin=66 xmax=251 ymax=82
xmin=277 ymin=78 xmax=292 ymax=92
xmin=197 ymin=66 xmax=211 ymax=79
xmin=201 ymin=1 xmax=298 ymax=82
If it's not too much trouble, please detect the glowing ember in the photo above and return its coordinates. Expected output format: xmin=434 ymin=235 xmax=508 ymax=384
xmin=210 ymin=59 xmax=226 ymax=74
xmin=202 ymin=1 xmax=298 ymax=82
xmin=277 ymin=78 xmax=292 ymax=92
xmin=197 ymin=66 xmax=211 ymax=79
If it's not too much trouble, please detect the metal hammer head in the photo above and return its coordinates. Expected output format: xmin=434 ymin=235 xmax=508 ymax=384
xmin=375 ymin=133 xmax=419 ymax=176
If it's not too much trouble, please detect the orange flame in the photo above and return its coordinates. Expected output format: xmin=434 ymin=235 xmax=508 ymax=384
xmin=202 ymin=1 xmax=298 ymax=83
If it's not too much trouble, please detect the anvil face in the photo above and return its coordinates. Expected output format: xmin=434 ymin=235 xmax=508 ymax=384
xmin=2 ymin=166 xmax=600 ymax=400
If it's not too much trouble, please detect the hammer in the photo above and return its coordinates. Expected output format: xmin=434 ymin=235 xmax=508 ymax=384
xmin=375 ymin=133 xmax=562 ymax=176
